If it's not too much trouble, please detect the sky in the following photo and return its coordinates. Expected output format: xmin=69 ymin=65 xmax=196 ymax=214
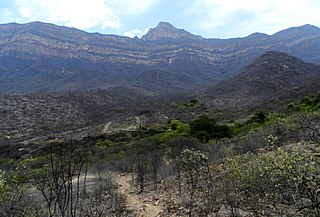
xmin=0 ymin=0 xmax=320 ymax=39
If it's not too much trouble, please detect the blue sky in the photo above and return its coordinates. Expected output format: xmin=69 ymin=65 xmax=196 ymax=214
xmin=1 ymin=0 xmax=320 ymax=39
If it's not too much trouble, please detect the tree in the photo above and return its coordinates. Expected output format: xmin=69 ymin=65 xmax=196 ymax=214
xmin=190 ymin=115 xmax=232 ymax=142
xmin=181 ymin=149 xmax=208 ymax=217
xmin=23 ymin=138 xmax=94 ymax=217
xmin=130 ymin=139 xmax=164 ymax=192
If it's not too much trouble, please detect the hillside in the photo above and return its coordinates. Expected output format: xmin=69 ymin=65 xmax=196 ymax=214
xmin=0 ymin=86 xmax=194 ymax=145
xmin=1 ymin=22 xmax=320 ymax=94
xmin=1 ymin=52 xmax=320 ymax=145
xmin=199 ymin=51 xmax=320 ymax=111
xmin=1 ymin=82 xmax=319 ymax=217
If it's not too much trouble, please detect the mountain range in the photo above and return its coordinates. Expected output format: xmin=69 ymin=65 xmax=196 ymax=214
xmin=1 ymin=21 xmax=320 ymax=144
xmin=1 ymin=21 xmax=320 ymax=94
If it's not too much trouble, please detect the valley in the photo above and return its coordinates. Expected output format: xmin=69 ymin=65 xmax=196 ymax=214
xmin=0 ymin=22 xmax=319 ymax=217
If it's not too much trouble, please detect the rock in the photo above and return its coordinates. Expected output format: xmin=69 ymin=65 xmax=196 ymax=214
xmin=141 ymin=22 xmax=203 ymax=41
xmin=299 ymin=198 xmax=312 ymax=208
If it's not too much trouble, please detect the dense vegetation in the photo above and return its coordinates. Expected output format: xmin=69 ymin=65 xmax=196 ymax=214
xmin=0 ymin=94 xmax=319 ymax=216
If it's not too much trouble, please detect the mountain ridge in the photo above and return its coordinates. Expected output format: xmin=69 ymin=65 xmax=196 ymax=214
xmin=1 ymin=21 xmax=320 ymax=94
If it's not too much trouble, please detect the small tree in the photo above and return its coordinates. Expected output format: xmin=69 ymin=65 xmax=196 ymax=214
xmin=181 ymin=148 xmax=208 ymax=217
xmin=190 ymin=115 xmax=216 ymax=142
xmin=23 ymin=138 xmax=94 ymax=217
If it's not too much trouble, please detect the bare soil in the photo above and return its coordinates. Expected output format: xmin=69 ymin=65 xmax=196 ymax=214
xmin=115 ymin=174 xmax=164 ymax=217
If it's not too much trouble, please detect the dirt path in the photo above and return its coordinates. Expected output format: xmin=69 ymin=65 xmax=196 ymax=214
xmin=115 ymin=174 xmax=163 ymax=217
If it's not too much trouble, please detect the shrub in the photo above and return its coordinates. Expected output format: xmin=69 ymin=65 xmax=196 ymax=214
xmin=222 ymin=145 xmax=320 ymax=216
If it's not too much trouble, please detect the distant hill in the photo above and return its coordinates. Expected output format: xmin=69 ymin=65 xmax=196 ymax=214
xmin=199 ymin=51 xmax=320 ymax=111
xmin=1 ymin=22 xmax=320 ymax=94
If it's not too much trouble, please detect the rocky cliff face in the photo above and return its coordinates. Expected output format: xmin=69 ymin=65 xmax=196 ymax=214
xmin=141 ymin=22 xmax=203 ymax=41
xmin=1 ymin=22 xmax=320 ymax=94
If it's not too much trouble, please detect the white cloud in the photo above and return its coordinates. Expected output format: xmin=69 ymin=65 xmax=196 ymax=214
xmin=185 ymin=0 xmax=320 ymax=37
xmin=124 ymin=29 xmax=142 ymax=38
xmin=13 ymin=0 xmax=160 ymax=31
xmin=124 ymin=28 xmax=149 ymax=38
xmin=14 ymin=0 xmax=121 ymax=30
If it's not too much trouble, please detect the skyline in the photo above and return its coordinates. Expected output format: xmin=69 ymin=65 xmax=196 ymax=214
xmin=0 ymin=0 xmax=320 ymax=39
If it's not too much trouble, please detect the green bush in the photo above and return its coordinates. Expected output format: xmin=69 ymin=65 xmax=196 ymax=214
xmin=300 ymin=96 xmax=313 ymax=106
xmin=223 ymin=145 xmax=320 ymax=216
xmin=190 ymin=115 xmax=233 ymax=142
xmin=169 ymin=119 xmax=191 ymax=135
xmin=287 ymin=94 xmax=320 ymax=112
xmin=191 ymin=115 xmax=216 ymax=133
xmin=151 ymin=119 xmax=190 ymax=142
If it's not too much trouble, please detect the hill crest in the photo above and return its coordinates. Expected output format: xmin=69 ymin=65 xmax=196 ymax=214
xmin=200 ymin=51 xmax=320 ymax=110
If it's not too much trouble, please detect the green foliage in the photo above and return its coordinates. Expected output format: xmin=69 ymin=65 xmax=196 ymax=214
xmin=153 ymin=130 xmax=178 ymax=142
xmin=181 ymin=148 xmax=208 ymax=172
xmin=224 ymin=145 xmax=320 ymax=215
xmin=0 ymin=169 xmax=42 ymax=216
xmin=286 ymin=102 xmax=298 ymax=110
xmin=117 ymin=150 xmax=126 ymax=158
xmin=19 ymin=156 xmax=48 ymax=170
xmin=300 ymin=96 xmax=313 ymax=106
xmin=151 ymin=119 xmax=190 ymax=142
xmin=169 ymin=119 xmax=191 ymax=135
xmin=267 ymin=135 xmax=279 ymax=150
xmin=175 ymin=99 xmax=203 ymax=110
xmin=190 ymin=115 xmax=233 ymax=142
xmin=191 ymin=115 xmax=216 ymax=133
xmin=223 ymin=111 xmax=270 ymax=140
xmin=0 ymin=170 xmax=6 ymax=194
xmin=96 ymin=140 xmax=115 ymax=147
xmin=190 ymin=115 xmax=216 ymax=142
xmin=250 ymin=111 xmax=267 ymax=124
xmin=287 ymin=93 xmax=320 ymax=112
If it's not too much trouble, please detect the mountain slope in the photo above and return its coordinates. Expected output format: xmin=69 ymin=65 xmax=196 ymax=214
xmin=130 ymin=69 xmax=196 ymax=92
xmin=141 ymin=22 xmax=203 ymax=41
xmin=2 ymin=52 xmax=319 ymax=145
xmin=199 ymin=51 xmax=320 ymax=110
xmin=1 ymin=22 xmax=320 ymax=94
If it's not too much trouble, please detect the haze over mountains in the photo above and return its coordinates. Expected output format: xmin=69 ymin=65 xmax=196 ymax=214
xmin=1 ymin=21 xmax=320 ymax=94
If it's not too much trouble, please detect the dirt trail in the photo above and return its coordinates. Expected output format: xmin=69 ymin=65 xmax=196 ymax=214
xmin=115 ymin=174 xmax=163 ymax=217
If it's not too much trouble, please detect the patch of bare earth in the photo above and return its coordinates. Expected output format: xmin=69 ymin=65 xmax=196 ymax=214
xmin=115 ymin=174 xmax=164 ymax=217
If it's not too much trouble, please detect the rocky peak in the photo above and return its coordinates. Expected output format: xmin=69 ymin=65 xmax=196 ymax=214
xmin=156 ymin=22 xmax=175 ymax=29
xmin=141 ymin=22 xmax=202 ymax=41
